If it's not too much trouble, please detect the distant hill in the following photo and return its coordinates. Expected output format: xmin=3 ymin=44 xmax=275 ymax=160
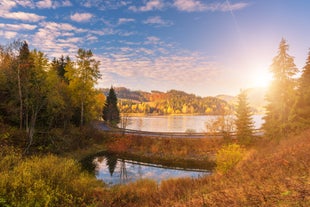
xmin=100 ymin=87 xmax=229 ymax=115
xmin=216 ymin=87 xmax=267 ymax=114
xmin=100 ymin=87 xmax=267 ymax=115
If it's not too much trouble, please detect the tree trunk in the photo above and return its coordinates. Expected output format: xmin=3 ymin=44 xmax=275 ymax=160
xmin=24 ymin=107 xmax=38 ymax=154
xmin=80 ymin=101 xmax=84 ymax=127
xmin=17 ymin=66 xmax=23 ymax=129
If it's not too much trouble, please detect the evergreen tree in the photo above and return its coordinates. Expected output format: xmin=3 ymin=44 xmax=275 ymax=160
xmin=102 ymin=87 xmax=120 ymax=126
xmin=51 ymin=55 xmax=69 ymax=83
xmin=296 ymin=50 xmax=310 ymax=128
xmin=235 ymin=90 xmax=254 ymax=145
xmin=263 ymin=39 xmax=298 ymax=139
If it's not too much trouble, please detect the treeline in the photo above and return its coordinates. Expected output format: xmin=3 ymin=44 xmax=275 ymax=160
xmin=101 ymin=87 xmax=230 ymax=115
xmin=263 ymin=38 xmax=310 ymax=138
xmin=0 ymin=41 xmax=104 ymax=152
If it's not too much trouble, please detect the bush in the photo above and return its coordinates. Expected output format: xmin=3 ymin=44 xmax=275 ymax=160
xmin=109 ymin=179 xmax=158 ymax=206
xmin=215 ymin=143 xmax=244 ymax=174
xmin=0 ymin=154 xmax=105 ymax=207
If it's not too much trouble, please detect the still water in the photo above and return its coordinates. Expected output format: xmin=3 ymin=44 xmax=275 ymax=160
xmin=122 ymin=115 xmax=264 ymax=132
xmin=92 ymin=154 xmax=209 ymax=186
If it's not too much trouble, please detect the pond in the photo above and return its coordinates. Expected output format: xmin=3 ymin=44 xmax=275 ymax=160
xmin=121 ymin=115 xmax=264 ymax=132
xmin=82 ymin=152 xmax=211 ymax=186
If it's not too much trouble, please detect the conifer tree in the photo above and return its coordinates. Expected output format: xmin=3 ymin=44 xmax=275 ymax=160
xmin=296 ymin=50 xmax=310 ymax=128
xmin=235 ymin=90 xmax=254 ymax=145
xmin=102 ymin=87 xmax=120 ymax=126
xmin=263 ymin=39 xmax=298 ymax=139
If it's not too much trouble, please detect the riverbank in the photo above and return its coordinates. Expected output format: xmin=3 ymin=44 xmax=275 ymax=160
xmin=1 ymin=122 xmax=309 ymax=206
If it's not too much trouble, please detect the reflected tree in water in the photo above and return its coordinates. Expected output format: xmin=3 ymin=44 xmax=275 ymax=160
xmin=120 ymin=159 xmax=128 ymax=183
xmin=105 ymin=154 xmax=117 ymax=176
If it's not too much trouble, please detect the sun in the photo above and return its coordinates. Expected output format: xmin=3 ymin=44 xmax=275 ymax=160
xmin=251 ymin=66 xmax=273 ymax=88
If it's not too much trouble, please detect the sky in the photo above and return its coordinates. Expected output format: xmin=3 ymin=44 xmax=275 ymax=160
xmin=0 ymin=0 xmax=310 ymax=97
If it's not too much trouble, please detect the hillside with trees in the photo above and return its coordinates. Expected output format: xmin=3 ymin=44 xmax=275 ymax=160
xmin=1 ymin=39 xmax=310 ymax=206
xmin=101 ymin=87 xmax=231 ymax=115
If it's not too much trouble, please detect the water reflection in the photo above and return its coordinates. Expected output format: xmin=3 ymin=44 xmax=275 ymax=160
xmin=93 ymin=155 xmax=209 ymax=186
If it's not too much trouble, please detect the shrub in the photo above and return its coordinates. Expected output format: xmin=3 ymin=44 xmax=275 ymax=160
xmin=215 ymin=143 xmax=244 ymax=174
xmin=109 ymin=179 xmax=158 ymax=206
xmin=0 ymin=154 xmax=105 ymax=207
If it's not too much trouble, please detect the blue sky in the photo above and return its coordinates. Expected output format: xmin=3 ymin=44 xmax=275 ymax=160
xmin=1 ymin=0 xmax=310 ymax=96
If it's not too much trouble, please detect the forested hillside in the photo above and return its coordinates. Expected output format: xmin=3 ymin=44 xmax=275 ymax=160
xmin=101 ymin=87 xmax=230 ymax=115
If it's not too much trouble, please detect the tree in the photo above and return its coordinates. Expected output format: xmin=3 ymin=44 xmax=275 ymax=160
xmin=263 ymin=39 xmax=298 ymax=139
xmin=65 ymin=49 xmax=101 ymax=127
xmin=235 ymin=90 xmax=254 ymax=145
xmin=50 ymin=55 xmax=69 ymax=83
xmin=102 ymin=87 xmax=120 ymax=126
xmin=24 ymin=49 xmax=49 ymax=152
xmin=295 ymin=49 xmax=310 ymax=128
xmin=17 ymin=41 xmax=33 ymax=130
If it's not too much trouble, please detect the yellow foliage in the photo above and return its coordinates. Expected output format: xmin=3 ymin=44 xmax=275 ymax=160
xmin=215 ymin=143 xmax=245 ymax=174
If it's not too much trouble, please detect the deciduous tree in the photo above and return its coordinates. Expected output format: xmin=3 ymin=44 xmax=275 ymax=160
xmin=65 ymin=49 xmax=101 ymax=127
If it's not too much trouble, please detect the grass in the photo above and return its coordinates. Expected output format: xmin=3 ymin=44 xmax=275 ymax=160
xmin=102 ymin=129 xmax=310 ymax=206
xmin=1 ymin=122 xmax=309 ymax=206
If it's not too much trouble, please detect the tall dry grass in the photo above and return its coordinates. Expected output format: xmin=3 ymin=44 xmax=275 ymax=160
xmin=103 ymin=129 xmax=310 ymax=206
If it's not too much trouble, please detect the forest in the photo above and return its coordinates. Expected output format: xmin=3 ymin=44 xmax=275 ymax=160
xmin=101 ymin=87 xmax=231 ymax=115
xmin=0 ymin=39 xmax=310 ymax=206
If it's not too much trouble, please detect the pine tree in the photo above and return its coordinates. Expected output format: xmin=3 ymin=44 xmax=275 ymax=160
xmin=296 ymin=50 xmax=310 ymax=128
xmin=102 ymin=87 xmax=120 ymax=126
xmin=263 ymin=39 xmax=298 ymax=139
xmin=235 ymin=90 xmax=254 ymax=145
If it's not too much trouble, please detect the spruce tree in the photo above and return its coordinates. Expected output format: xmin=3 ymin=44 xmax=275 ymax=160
xmin=296 ymin=50 xmax=310 ymax=128
xmin=235 ymin=90 xmax=254 ymax=145
xmin=102 ymin=87 xmax=120 ymax=126
xmin=263 ymin=39 xmax=298 ymax=139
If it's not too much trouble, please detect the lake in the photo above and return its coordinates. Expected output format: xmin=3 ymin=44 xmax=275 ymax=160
xmin=121 ymin=115 xmax=264 ymax=132
xmin=91 ymin=153 xmax=210 ymax=186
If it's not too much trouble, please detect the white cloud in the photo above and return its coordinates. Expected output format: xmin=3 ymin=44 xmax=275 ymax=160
xmin=61 ymin=0 xmax=72 ymax=7
xmin=97 ymin=46 xmax=220 ymax=93
xmin=36 ymin=0 xmax=52 ymax=8
xmin=129 ymin=0 xmax=165 ymax=12
xmin=0 ymin=11 xmax=45 ymax=22
xmin=173 ymin=0 xmax=249 ymax=12
xmin=70 ymin=12 xmax=93 ymax=22
xmin=0 ymin=30 xmax=18 ymax=39
xmin=31 ymin=21 xmax=90 ymax=58
xmin=82 ymin=0 xmax=129 ymax=10
xmin=0 ymin=23 xmax=37 ymax=31
xmin=173 ymin=0 xmax=204 ymax=12
xmin=143 ymin=16 xmax=173 ymax=27
xmin=145 ymin=36 xmax=160 ymax=44
xmin=0 ymin=0 xmax=17 ymax=12
xmin=118 ymin=18 xmax=135 ymax=25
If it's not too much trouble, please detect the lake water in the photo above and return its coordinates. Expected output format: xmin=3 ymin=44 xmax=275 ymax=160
xmin=121 ymin=115 xmax=264 ymax=132
xmin=92 ymin=154 xmax=209 ymax=186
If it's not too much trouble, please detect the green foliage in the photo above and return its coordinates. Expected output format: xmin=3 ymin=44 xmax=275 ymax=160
xmin=263 ymin=39 xmax=298 ymax=139
xmin=235 ymin=90 xmax=254 ymax=145
xmin=103 ymin=87 xmax=120 ymax=126
xmin=216 ymin=143 xmax=244 ymax=174
xmin=0 ymin=152 xmax=105 ymax=207
xmin=296 ymin=50 xmax=310 ymax=129
xmin=66 ymin=48 xmax=101 ymax=127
